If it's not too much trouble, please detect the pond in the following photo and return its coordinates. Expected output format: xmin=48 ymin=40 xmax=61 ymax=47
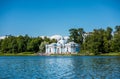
xmin=0 ymin=56 xmax=120 ymax=79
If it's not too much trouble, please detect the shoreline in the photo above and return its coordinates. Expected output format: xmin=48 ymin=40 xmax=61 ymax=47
xmin=0 ymin=52 xmax=120 ymax=56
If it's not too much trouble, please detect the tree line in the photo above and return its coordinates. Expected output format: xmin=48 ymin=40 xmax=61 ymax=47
xmin=0 ymin=25 xmax=120 ymax=55
xmin=69 ymin=25 xmax=120 ymax=55
xmin=0 ymin=35 xmax=56 ymax=54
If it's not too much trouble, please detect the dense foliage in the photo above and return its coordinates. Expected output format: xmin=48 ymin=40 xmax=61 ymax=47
xmin=0 ymin=25 xmax=120 ymax=55
xmin=69 ymin=26 xmax=120 ymax=55
xmin=0 ymin=35 xmax=56 ymax=54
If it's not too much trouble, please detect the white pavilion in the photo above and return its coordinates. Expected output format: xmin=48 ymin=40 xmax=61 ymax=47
xmin=45 ymin=38 xmax=80 ymax=54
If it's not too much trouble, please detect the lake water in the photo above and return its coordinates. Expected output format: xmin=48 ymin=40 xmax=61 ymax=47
xmin=0 ymin=56 xmax=120 ymax=79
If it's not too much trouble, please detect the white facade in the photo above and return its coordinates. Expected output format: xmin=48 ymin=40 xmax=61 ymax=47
xmin=46 ymin=38 xmax=80 ymax=54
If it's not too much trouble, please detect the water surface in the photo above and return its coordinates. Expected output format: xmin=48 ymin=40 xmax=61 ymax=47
xmin=0 ymin=56 xmax=120 ymax=79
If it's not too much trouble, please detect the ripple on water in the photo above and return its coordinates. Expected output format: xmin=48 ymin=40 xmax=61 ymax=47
xmin=0 ymin=56 xmax=120 ymax=79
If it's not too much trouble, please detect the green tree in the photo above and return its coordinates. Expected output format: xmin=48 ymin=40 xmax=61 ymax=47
xmin=115 ymin=25 xmax=120 ymax=32
xmin=39 ymin=41 xmax=49 ymax=53
xmin=11 ymin=39 xmax=18 ymax=53
xmin=77 ymin=28 xmax=85 ymax=45
xmin=27 ymin=38 xmax=40 ymax=52
xmin=113 ymin=26 xmax=120 ymax=52
xmin=103 ymin=27 xmax=113 ymax=53
xmin=69 ymin=28 xmax=78 ymax=43
xmin=69 ymin=28 xmax=85 ymax=45
xmin=82 ymin=33 xmax=93 ymax=53
xmin=83 ymin=29 xmax=106 ymax=54
xmin=1 ymin=38 xmax=8 ymax=53
xmin=0 ymin=40 xmax=2 ymax=52
xmin=17 ymin=35 xmax=26 ymax=52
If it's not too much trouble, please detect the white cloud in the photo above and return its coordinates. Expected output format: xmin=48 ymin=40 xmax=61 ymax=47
xmin=0 ymin=36 xmax=6 ymax=40
xmin=50 ymin=35 xmax=62 ymax=40
xmin=39 ymin=35 xmax=69 ymax=41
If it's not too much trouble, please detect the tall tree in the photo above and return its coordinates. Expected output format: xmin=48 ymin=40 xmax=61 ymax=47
xmin=0 ymin=40 xmax=2 ymax=52
xmin=69 ymin=28 xmax=85 ymax=45
xmin=27 ymin=38 xmax=40 ymax=52
xmin=115 ymin=25 xmax=120 ymax=33
xmin=17 ymin=35 xmax=26 ymax=52
xmin=11 ymin=39 xmax=18 ymax=53
xmin=69 ymin=28 xmax=78 ymax=43
xmin=113 ymin=26 xmax=120 ymax=52
xmin=103 ymin=27 xmax=113 ymax=53
xmin=1 ymin=38 xmax=8 ymax=53
xmin=39 ymin=41 xmax=49 ymax=53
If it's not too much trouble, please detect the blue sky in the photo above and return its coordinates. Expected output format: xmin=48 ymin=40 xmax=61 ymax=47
xmin=0 ymin=0 xmax=120 ymax=36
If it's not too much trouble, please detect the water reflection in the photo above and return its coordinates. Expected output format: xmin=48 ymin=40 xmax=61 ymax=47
xmin=0 ymin=56 xmax=120 ymax=79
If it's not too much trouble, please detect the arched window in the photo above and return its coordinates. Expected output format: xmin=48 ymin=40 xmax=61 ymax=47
xmin=57 ymin=48 xmax=59 ymax=53
xmin=49 ymin=48 xmax=51 ymax=52
xmin=55 ymin=47 xmax=56 ymax=53
xmin=67 ymin=47 xmax=68 ymax=52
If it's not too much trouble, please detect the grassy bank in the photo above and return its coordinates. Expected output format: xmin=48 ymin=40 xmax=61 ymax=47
xmin=0 ymin=52 xmax=36 ymax=56
xmin=50 ymin=53 xmax=94 ymax=56
xmin=50 ymin=52 xmax=120 ymax=56
xmin=0 ymin=52 xmax=120 ymax=56
xmin=100 ymin=52 xmax=120 ymax=56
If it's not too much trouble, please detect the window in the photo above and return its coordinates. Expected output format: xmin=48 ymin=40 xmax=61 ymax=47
xmin=67 ymin=48 xmax=68 ymax=52
xmin=49 ymin=48 xmax=51 ymax=52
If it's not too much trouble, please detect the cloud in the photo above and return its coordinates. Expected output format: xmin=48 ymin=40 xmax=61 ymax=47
xmin=0 ymin=36 xmax=6 ymax=40
xmin=40 ymin=34 xmax=69 ymax=41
